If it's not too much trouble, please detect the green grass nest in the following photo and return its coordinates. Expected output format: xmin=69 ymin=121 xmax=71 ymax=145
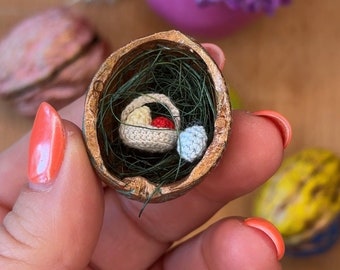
xmin=96 ymin=41 xmax=217 ymax=185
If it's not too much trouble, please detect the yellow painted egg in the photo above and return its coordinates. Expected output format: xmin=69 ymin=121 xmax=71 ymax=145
xmin=253 ymin=148 xmax=340 ymax=256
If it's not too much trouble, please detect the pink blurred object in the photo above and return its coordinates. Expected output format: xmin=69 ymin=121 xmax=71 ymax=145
xmin=147 ymin=0 xmax=259 ymax=39
xmin=0 ymin=7 xmax=109 ymax=116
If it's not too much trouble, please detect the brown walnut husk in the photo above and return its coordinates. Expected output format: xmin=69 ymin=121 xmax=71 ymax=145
xmin=83 ymin=30 xmax=232 ymax=203
xmin=0 ymin=7 xmax=109 ymax=116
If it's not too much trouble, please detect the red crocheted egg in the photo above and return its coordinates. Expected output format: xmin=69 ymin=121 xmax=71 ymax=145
xmin=151 ymin=116 xmax=175 ymax=129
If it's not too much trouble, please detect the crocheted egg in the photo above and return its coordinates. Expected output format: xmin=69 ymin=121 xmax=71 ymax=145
xmin=0 ymin=7 xmax=109 ymax=116
xmin=151 ymin=116 xmax=175 ymax=129
xmin=126 ymin=106 xmax=152 ymax=126
xmin=177 ymin=125 xmax=208 ymax=162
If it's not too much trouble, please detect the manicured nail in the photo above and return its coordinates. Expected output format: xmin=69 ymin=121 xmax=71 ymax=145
xmin=244 ymin=217 xmax=285 ymax=260
xmin=28 ymin=102 xmax=65 ymax=190
xmin=252 ymin=110 xmax=292 ymax=148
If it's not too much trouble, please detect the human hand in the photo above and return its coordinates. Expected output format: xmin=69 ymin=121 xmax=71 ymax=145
xmin=0 ymin=44 xmax=291 ymax=269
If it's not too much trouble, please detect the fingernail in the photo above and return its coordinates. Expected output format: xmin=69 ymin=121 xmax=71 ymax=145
xmin=244 ymin=217 xmax=285 ymax=260
xmin=252 ymin=110 xmax=292 ymax=148
xmin=28 ymin=102 xmax=66 ymax=190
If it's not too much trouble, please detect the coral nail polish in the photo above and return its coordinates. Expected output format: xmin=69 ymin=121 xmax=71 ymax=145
xmin=252 ymin=110 xmax=292 ymax=149
xmin=28 ymin=102 xmax=65 ymax=187
xmin=244 ymin=217 xmax=285 ymax=260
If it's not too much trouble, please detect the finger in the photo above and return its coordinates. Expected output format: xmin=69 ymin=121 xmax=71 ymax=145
xmin=151 ymin=217 xmax=283 ymax=270
xmin=0 ymin=103 xmax=103 ymax=269
xmin=89 ymin=110 xmax=290 ymax=269
xmin=201 ymin=43 xmax=226 ymax=70
xmin=0 ymin=95 xmax=86 ymax=214
xmin=0 ymin=43 xmax=224 ymax=210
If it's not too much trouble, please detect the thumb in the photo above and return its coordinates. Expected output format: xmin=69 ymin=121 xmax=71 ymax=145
xmin=0 ymin=103 xmax=104 ymax=270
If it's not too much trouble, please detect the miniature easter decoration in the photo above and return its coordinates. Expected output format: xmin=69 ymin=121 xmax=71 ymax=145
xmin=83 ymin=30 xmax=232 ymax=205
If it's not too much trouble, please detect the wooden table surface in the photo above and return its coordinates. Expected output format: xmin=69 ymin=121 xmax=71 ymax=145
xmin=1 ymin=0 xmax=339 ymax=268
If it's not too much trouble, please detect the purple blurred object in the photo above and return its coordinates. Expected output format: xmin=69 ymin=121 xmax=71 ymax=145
xmin=196 ymin=0 xmax=291 ymax=14
xmin=147 ymin=0 xmax=290 ymax=39
xmin=0 ymin=7 xmax=109 ymax=116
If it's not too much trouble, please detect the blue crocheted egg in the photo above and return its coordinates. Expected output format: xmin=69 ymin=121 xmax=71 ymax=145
xmin=177 ymin=125 xmax=208 ymax=162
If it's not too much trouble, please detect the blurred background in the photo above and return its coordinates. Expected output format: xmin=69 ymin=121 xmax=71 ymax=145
xmin=0 ymin=0 xmax=339 ymax=268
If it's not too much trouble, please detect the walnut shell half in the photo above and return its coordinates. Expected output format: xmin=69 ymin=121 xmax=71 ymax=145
xmin=0 ymin=7 xmax=109 ymax=116
xmin=83 ymin=30 xmax=232 ymax=203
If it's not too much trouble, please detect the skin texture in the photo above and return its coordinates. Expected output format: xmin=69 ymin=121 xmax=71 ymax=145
xmin=0 ymin=44 xmax=285 ymax=269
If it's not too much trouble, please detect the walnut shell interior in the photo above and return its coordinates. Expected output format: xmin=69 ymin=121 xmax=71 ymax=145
xmin=83 ymin=30 xmax=232 ymax=203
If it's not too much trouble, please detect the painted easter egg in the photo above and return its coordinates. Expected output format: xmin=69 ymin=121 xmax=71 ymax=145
xmin=254 ymin=148 xmax=340 ymax=256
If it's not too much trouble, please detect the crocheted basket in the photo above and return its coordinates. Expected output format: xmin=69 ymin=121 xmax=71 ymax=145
xmin=83 ymin=30 xmax=232 ymax=203
xmin=119 ymin=93 xmax=180 ymax=153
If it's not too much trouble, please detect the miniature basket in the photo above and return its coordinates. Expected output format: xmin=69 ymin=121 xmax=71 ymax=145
xmin=119 ymin=93 xmax=180 ymax=153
